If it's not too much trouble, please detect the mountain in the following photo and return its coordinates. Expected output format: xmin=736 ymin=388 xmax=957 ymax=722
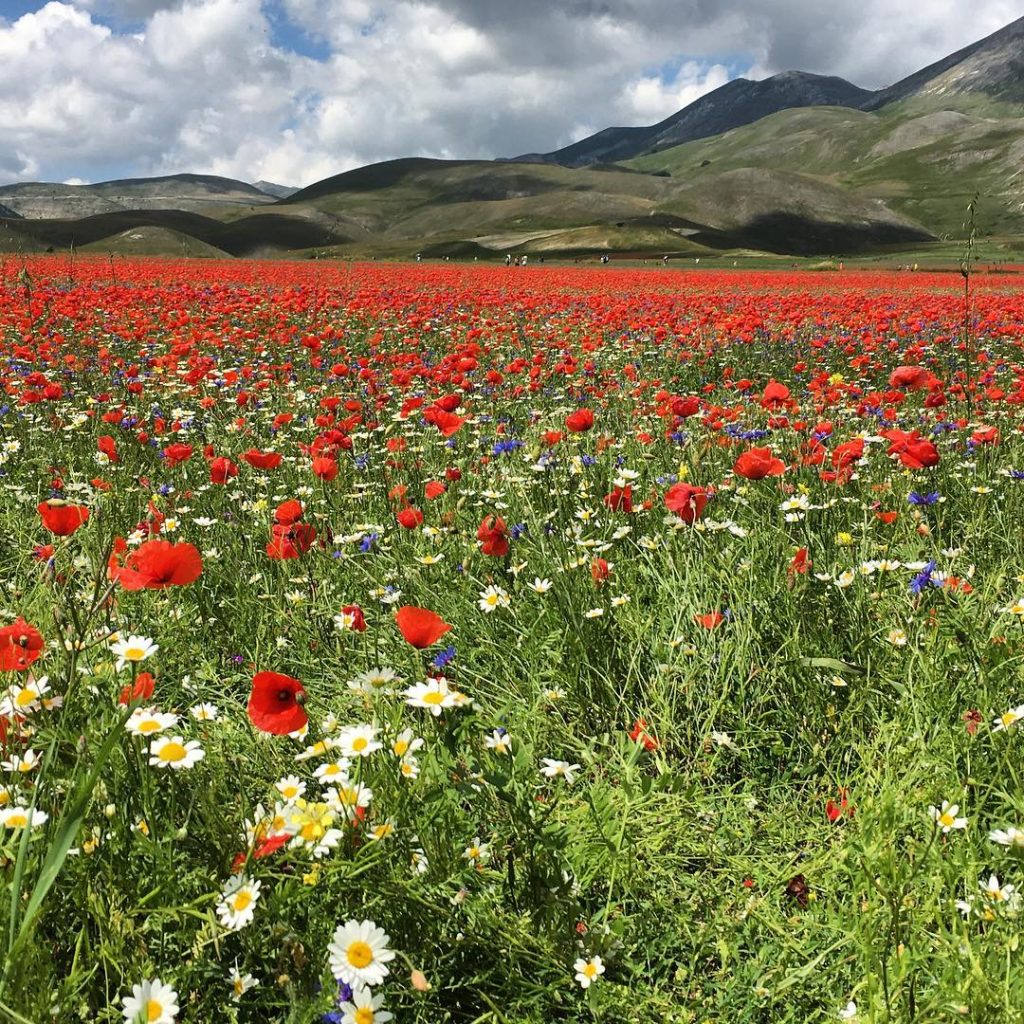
xmin=0 ymin=174 xmax=276 ymax=219
xmin=517 ymin=72 xmax=874 ymax=167
xmin=865 ymin=14 xmax=1024 ymax=108
xmin=1 ymin=15 xmax=1023 ymax=260
xmin=252 ymin=180 xmax=300 ymax=199
xmin=526 ymin=15 xmax=1024 ymax=167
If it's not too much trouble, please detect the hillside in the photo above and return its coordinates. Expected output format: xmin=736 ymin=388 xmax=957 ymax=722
xmin=0 ymin=174 xmax=276 ymax=219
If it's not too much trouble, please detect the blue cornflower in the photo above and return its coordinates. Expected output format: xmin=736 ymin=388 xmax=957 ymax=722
xmin=432 ymin=645 xmax=456 ymax=669
xmin=908 ymin=491 xmax=940 ymax=506
xmin=581 ymin=454 xmax=597 ymax=466
xmin=354 ymin=453 xmax=370 ymax=470
xmin=510 ymin=523 xmax=527 ymax=540
xmin=1010 ymin=470 xmax=1024 ymax=480
xmin=910 ymin=560 xmax=938 ymax=595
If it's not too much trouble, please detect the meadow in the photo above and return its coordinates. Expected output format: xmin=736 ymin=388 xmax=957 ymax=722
xmin=0 ymin=256 xmax=1023 ymax=1023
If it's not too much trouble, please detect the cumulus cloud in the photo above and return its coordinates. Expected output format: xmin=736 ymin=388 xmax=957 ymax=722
xmin=0 ymin=0 xmax=1019 ymax=186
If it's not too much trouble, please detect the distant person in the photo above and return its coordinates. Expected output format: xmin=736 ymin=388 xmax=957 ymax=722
xmin=505 ymin=253 xmax=512 ymax=266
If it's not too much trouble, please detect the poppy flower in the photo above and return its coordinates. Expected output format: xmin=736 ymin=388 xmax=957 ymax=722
xmin=889 ymin=365 xmax=932 ymax=391
xmin=760 ymin=380 xmax=790 ymax=409
xmin=274 ymin=500 xmax=304 ymax=526
xmin=565 ymin=409 xmax=594 ymax=433
xmin=248 ymin=671 xmax=307 ymax=734
xmin=396 ymin=606 xmax=452 ymax=648
xmin=339 ymin=604 xmax=366 ymax=631
xmin=119 ymin=672 xmax=156 ymax=706
xmin=664 ymin=483 xmax=708 ymax=524
xmin=825 ymin=789 xmax=854 ymax=823
xmin=788 ymin=547 xmax=810 ymax=576
xmin=209 ymin=457 xmax=238 ymax=484
xmin=397 ymin=506 xmax=424 ymax=529
xmin=603 ymin=485 xmax=633 ymax=512
xmin=477 ymin=515 xmax=509 ymax=557
xmin=424 ymin=480 xmax=446 ymax=500
xmin=38 ymin=500 xmax=89 ymax=536
xmin=671 ymin=396 xmax=701 ymax=418
xmin=242 ymin=449 xmax=283 ymax=470
xmin=423 ymin=407 xmax=464 ymax=436
xmin=312 ymin=456 xmax=339 ymax=481
xmin=111 ymin=540 xmax=203 ymax=590
xmin=591 ymin=558 xmax=611 ymax=584
xmin=733 ymin=448 xmax=786 ymax=480
xmin=97 ymin=435 xmax=119 ymax=463
xmin=162 ymin=442 xmax=194 ymax=466
xmin=629 ymin=717 xmax=658 ymax=752
xmin=266 ymin=522 xmax=316 ymax=560
xmin=0 ymin=618 xmax=44 ymax=671
xmin=694 ymin=612 xmax=725 ymax=630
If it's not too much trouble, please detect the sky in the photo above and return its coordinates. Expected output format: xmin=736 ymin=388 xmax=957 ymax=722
xmin=0 ymin=0 xmax=1020 ymax=187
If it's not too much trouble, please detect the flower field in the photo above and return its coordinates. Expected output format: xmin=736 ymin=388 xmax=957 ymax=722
xmin=3 ymin=256 xmax=1024 ymax=1022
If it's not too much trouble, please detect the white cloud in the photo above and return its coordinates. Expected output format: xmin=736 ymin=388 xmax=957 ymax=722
xmin=0 ymin=0 xmax=1019 ymax=186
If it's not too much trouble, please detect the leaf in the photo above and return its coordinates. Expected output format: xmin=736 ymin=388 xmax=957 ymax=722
xmin=797 ymin=657 xmax=866 ymax=677
xmin=8 ymin=713 xmax=128 ymax=964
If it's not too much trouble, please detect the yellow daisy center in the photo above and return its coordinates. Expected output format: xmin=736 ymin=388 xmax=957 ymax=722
xmin=393 ymin=740 xmax=409 ymax=756
xmin=352 ymin=737 xmax=368 ymax=752
xmin=940 ymin=812 xmax=955 ymax=827
xmin=1002 ymin=711 xmax=1017 ymax=727
xmin=138 ymin=720 xmax=161 ymax=734
xmin=160 ymin=742 xmax=187 ymax=763
xmin=6 ymin=812 xmax=27 ymax=828
xmin=232 ymin=891 xmax=252 ymax=912
xmin=583 ymin=963 xmax=598 ymax=979
xmin=422 ymin=691 xmax=444 ymax=705
xmin=124 ymin=647 xmax=147 ymax=661
xmin=14 ymin=689 xmax=36 ymax=708
xmin=146 ymin=999 xmax=163 ymax=1022
xmin=355 ymin=1008 xmax=375 ymax=1024
xmin=346 ymin=940 xmax=373 ymax=969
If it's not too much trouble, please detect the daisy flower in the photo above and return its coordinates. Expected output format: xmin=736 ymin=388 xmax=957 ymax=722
xmin=348 ymin=667 xmax=400 ymax=696
xmin=574 ymin=955 xmax=605 ymax=989
xmin=989 ymin=826 xmax=1024 ymax=849
xmin=528 ymin=577 xmax=553 ymax=593
xmin=121 ymin=978 xmax=179 ymax=1024
xmin=478 ymin=585 xmax=510 ymax=613
xmin=540 ymin=758 xmax=581 ymax=784
xmin=313 ymin=759 xmax=351 ymax=786
xmin=227 ymin=968 xmax=258 ymax=1001
xmin=339 ymin=987 xmax=394 ymax=1024
xmin=148 ymin=736 xmax=205 ymax=770
xmin=328 ymin=919 xmax=396 ymax=988
xmin=404 ymin=678 xmax=458 ymax=716
xmin=0 ymin=676 xmax=51 ymax=716
xmin=929 ymin=800 xmax=967 ymax=832
xmin=337 ymin=724 xmax=382 ymax=758
xmin=0 ymin=806 xmax=48 ymax=830
xmin=484 ymin=729 xmax=511 ymax=755
xmin=390 ymin=728 xmax=424 ymax=758
xmin=111 ymin=635 xmax=159 ymax=670
xmin=463 ymin=838 xmax=490 ymax=864
xmin=274 ymin=775 xmax=306 ymax=802
xmin=189 ymin=702 xmax=219 ymax=721
xmin=2 ymin=749 xmax=40 ymax=773
xmin=125 ymin=708 xmax=179 ymax=738
xmin=216 ymin=875 xmax=261 ymax=931
xmin=993 ymin=704 xmax=1024 ymax=731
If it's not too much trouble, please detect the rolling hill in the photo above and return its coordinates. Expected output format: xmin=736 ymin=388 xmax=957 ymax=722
xmin=0 ymin=15 xmax=1022 ymax=260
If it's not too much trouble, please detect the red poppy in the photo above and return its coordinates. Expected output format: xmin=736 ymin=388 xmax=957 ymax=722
xmin=629 ymin=717 xmax=659 ymax=752
xmin=733 ymin=448 xmax=786 ymax=480
xmin=242 ymin=449 xmax=283 ymax=470
xmin=274 ymin=500 xmax=304 ymax=526
xmin=671 ymin=396 xmax=701 ymax=418
xmin=424 ymin=407 xmax=465 ymax=436
xmin=424 ymin=480 xmax=446 ymax=500
xmin=477 ymin=515 xmax=509 ymax=557
xmin=209 ymin=456 xmax=238 ymax=484
xmin=603 ymin=485 xmax=633 ymax=512
xmin=396 ymin=606 xmax=452 ymax=648
xmin=831 ymin=438 xmax=865 ymax=470
xmin=38 ymin=500 xmax=89 ymax=536
xmin=119 ymin=672 xmax=156 ymax=706
xmin=788 ymin=547 xmax=810 ymax=576
xmin=971 ymin=425 xmax=999 ymax=446
xmin=97 ymin=435 xmax=119 ymax=463
xmin=248 ymin=671 xmax=307 ymax=734
xmin=825 ymin=788 xmax=854 ymax=823
xmin=694 ymin=612 xmax=725 ymax=630
xmin=565 ymin=408 xmax=594 ymax=433
xmin=0 ymin=618 xmax=44 ymax=671
xmin=266 ymin=522 xmax=317 ymax=560
xmin=162 ymin=442 xmax=194 ymax=466
xmin=664 ymin=483 xmax=708 ymax=524
xmin=591 ymin=558 xmax=611 ymax=584
xmin=761 ymin=380 xmax=790 ymax=409
xmin=397 ymin=506 xmax=424 ymax=529
xmin=312 ymin=456 xmax=339 ymax=481
xmin=111 ymin=540 xmax=203 ymax=590
xmin=339 ymin=604 xmax=366 ymax=631
xmin=889 ymin=365 xmax=931 ymax=391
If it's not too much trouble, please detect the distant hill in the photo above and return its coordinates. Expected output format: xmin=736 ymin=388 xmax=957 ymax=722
xmin=1 ymin=15 xmax=1022 ymax=259
xmin=252 ymin=180 xmax=300 ymax=199
xmin=0 ymin=174 xmax=276 ymax=219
